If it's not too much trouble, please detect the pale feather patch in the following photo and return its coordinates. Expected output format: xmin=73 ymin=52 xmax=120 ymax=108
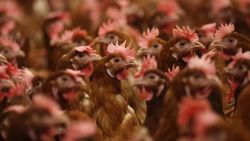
xmin=228 ymin=49 xmax=250 ymax=68
xmin=135 ymin=55 xmax=157 ymax=78
xmin=188 ymin=55 xmax=216 ymax=76
xmin=107 ymin=41 xmax=135 ymax=60
xmin=214 ymin=23 xmax=235 ymax=40
xmin=173 ymin=26 xmax=198 ymax=42
xmin=98 ymin=20 xmax=118 ymax=36
xmin=138 ymin=27 xmax=159 ymax=48
xmin=200 ymin=23 xmax=216 ymax=37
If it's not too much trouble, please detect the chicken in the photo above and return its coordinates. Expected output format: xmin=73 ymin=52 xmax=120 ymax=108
xmin=42 ymin=69 xmax=91 ymax=113
xmin=210 ymin=24 xmax=250 ymax=61
xmin=224 ymin=50 xmax=250 ymax=117
xmin=0 ymin=68 xmax=17 ymax=112
xmin=48 ymin=28 xmax=94 ymax=71
xmin=90 ymin=42 xmax=139 ymax=140
xmin=0 ymin=9 xmax=25 ymax=46
xmin=177 ymin=98 xmax=250 ymax=141
xmin=157 ymin=26 xmax=205 ymax=71
xmin=128 ymin=127 xmax=153 ymax=141
xmin=137 ymin=27 xmax=166 ymax=60
xmin=0 ymin=105 xmax=27 ymax=140
xmin=0 ymin=37 xmax=25 ymax=66
xmin=209 ymin=24 xmax=250 ymax=87
xmin=47 ymin=0 xmax=68 ymax=12
xmin=148 ymin=0 xmax=183 ymax=40
xmin=93 ymin=20 xmax=136 ymax=57
xmin=209 ymin=0 xmax=234 ymax=23
xmin=209 ymin=0 xmax=250 ymax=35
xmin=0 ymin=62 xmax=33 ymax=112
xmin=234 ymin=82 xmax=250 ymax=132
xmin=62 ymin=120 xmax=98 ymax=141
xmin=6 ymin=95 xmax=65 ymax=141
xmin=56 ymin=28 xmax=93 ymax=47
xmin=195 ymin=23 xmax=216 ymax=47
xmin=102 ymin=0 xmax=142 ymax=38
xmin=236 ymin=0 xmax=250 ymax=28
xmin=43 ymin=11 xmax=71 ymax=70
xmin=177 ymin=98 xmax=221 ymax=141
xmin=154 ymin=55 xmax=224 ymax=141
xmin=133 ymin=56 xmax=171 ymax=135
xmin=56 ymin=46 xmax=102 ymax=78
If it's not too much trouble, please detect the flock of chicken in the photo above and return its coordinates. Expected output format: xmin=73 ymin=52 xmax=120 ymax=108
xmin=0 ymin=0 xmax=250 ymax=141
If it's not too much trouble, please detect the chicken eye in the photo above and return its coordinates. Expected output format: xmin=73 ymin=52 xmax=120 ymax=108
xmin=34 ymin=81 xmax=42 ymax=87
xmin=62 ymin=77 xmax=68 ymax=81
xmin=180 ymin=42 xmax=186 ymax=46
xmin=227 ymin=38 xmax=234 ymax=43
xmin=176 ymin=40 xmax=188 ymax=48
xmin=152 ymin=44 xmax=159 ymax=48
xmin=107 ymin=33 xmax=119 ymax=42
xmin=237 ymin=64 xmax=247 ymax=71
xmin=223 ymin=37 xmax=237 ymax=47
xmin=147 ymin=73 xmax=158 ymax=80
xmin=59 ymin=75 xmax=72 ymax=83
xmin=1 ymin=49 xmax=9 ymax=55
xmin=76 ymin=52 xmax=85 ymax=58
xmin=112 ymin=57 xmax=122 ymax=63
xmin=192 ymin=73 xmax=203 ymax=79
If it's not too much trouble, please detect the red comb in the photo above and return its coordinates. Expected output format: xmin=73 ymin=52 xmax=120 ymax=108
xmin=59 ymin=28 xmax=87 ymax=43
xmin=139 ymin=27 xmax=159 ymax=48
xmin=232 ymin=49 xmax=250 ymax=61
xmin=135 ymin=55 xmax=157 ymax=78
xmin=47 ymin=11 xmax=71 ymax=24
xmin=13 ymin=68 xmax=34 ymax=88
xmin=238 ymin=0 xmax=250 ymax=13
xmin=228 ymin=49 xmax=250 ymax=68
xmin=0 ymin=20 xmax=16 ymax=36
xmin=6 ymin=63 xmax=18 ymax=75
xmin=0 ymin=37 xmax=20 ymax=51
xmin=165 ymin=65 xmax=180 ymax=81
xmin=200 ymin=23 xmax=216 ymax=37
xmin=178 ymin=98 xmax=211 ymax=127
xmin=214 ymin=23 xmax=234 ymax=40
xmin=0 ymin=1 xmax=22 ymax=18
xmin=211 ymin=0 xmax=231 ymax=14
xmin=75 ymin=46 xmax=96 ymax=55
xmin=0 ymin=65 xmax=9 ymax=79
xmin=63 ymin=121 xmax=96 ymax=141
xmin=107 ymin=41 xmax=135 ymax=60
xmin=80 ymin=0 xmax=101 ymax=25
xmin=4 ymin=105 xmax=26 ymax=114
xmin=65 ymin=69 xmax=87 ymax=86
xmin=98 ymin=20 xmax=118 ymax=36
xmin=173 ymin=26 xmax=198 ymax=42
xmin=188 ymin=55 xmax=216 ymax=76
xmin=33 ymin=95 xmax=62 ymax=116
xmin=157 ymin=0 xmax=182 ymax=17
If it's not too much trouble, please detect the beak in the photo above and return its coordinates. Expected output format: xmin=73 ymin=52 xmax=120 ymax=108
xmin=224 ymin=67 xmax=238 ymax=76
xmin=0 ymin=54 xmax=8 ymax=64
xmin=16 ymin=50 xmax=25 ymax=57
xmin=93 ymin=36 xmax=110 ymax=44
xmin=209 ymin=40 xmax=223 ymax=50
xmin=133 ymin=78 xmax=148 ymax=87
xmin=87 ymin=53 xmax=102 ymax=62
xmin=125 ymin=60 xmax=138 ymax=69
xmin=136 ymin=48 xmax=151 ymax=57
xmin=1 ymin=80 xmax=15 ymax=93
xmin=192 ymin=41 xmax=206 ymax=49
